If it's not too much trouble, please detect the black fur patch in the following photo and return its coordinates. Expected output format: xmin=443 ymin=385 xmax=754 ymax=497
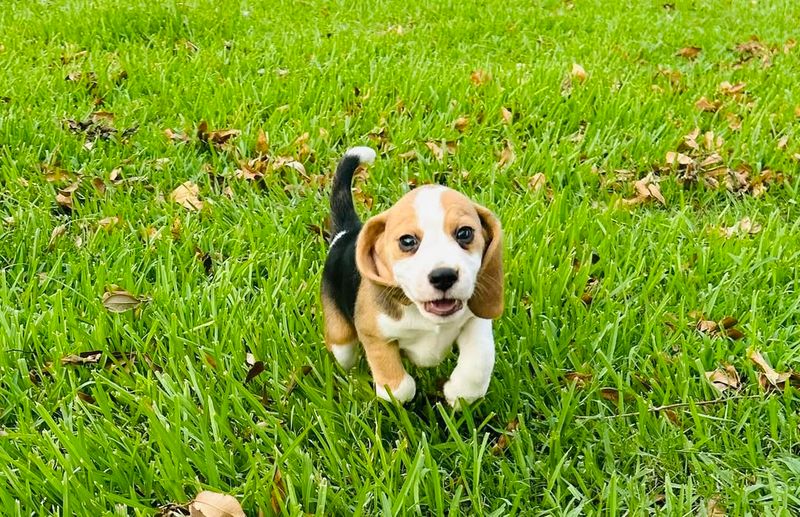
xmin=321 ymin=227 xmax=361 ymax=323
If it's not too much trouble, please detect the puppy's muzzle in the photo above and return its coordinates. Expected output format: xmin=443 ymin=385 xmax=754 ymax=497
xmin=428 ymin=267 xmax=459 ymax=292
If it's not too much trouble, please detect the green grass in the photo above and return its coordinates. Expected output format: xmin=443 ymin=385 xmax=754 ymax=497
xmin=2 ymin=0 xmax=800 ymax=514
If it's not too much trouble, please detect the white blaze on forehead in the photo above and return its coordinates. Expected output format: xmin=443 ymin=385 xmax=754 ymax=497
xmin=412 ymin=186 xmax=447 ymax=234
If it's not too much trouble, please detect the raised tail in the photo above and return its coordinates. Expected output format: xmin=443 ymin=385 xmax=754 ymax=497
xmin=330 ymin=147 xmax=376 ymax=236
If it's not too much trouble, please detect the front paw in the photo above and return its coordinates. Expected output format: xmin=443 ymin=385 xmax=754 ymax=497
xmin=444 ymin=377 xmax=488 ymax=409
xmin=375 ymin=373 xmax=416 ymax=404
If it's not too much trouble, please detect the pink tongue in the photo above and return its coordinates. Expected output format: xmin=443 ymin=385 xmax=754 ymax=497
xmin=425 ymin=299 xmax=460 ymax=315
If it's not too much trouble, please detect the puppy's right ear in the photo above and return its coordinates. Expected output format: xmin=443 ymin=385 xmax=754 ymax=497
xmin=356 ymin=213 xmax=395 ymax=286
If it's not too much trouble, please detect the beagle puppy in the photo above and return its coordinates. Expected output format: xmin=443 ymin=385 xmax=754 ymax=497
xmin=321 ymin=147 xmax=503 ymax=408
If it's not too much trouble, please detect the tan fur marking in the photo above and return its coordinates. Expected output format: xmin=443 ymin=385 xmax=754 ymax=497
xmin=356 ymin=189 xmax=424 ymax=286
xmin=321 ymin=291 xmax=357 ymax=350
xmin=354 ymin=281 xmax=408 ymax=390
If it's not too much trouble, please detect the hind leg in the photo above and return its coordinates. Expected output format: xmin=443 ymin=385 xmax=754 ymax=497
xmin=322 ymin=293 xmax=359 ymax=369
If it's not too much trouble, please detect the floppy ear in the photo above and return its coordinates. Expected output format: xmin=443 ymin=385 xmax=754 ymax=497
xmin=355 ymin=213 xmax=395 ymax=286
xmin=468 ymin=204 xmax=504 ymax=319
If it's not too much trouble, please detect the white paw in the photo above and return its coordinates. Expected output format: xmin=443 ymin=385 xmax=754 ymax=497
xmin=375 ymin=373 xmax=416 ymax=404
xmin=331 ymin=343 xmax=358 ymax=370
xmin=443 ymin=376 xmax=489 ymax=410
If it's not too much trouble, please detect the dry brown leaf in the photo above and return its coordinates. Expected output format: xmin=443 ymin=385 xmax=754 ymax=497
xmin=256 ymin=129 xmax=269 ymax=154
xmin=501 ymin=107 xmax=513 ymax=124
xmin=665 ymin=151 xmax=694 ymax=166
xmin=170 ymin=181 xmax=203 ymax=211
xmin=77 ymin=391 xmax=96 ymax=404
xmin=707 ymin=497 xmax=726 ymax=517
xmin=721 ymin=217 xmax=762 ymax=238
xmin=189 ymin=490 xmax=246 ymax=517
xmin=470 ymin=69 xmax=491 ymax=86
xmin=571 ymin=63 xmax=587 ymax=83
xmin=528 ymin=173 xmax=547 ymax=192
xmin=564 ymin=371 xmax=592 ymax=389
xmin=622 ymin=174 xmax=664 ymax=207
xmin=490 ymin=418 xmax=520 ymax=455
xmin=498 ymin=142 xmax=515 ymax=168
xmin=399 ymin=149 xmax=418 ymax=161
xmin=197 ymin=121 xmax=240 ymax=147
xmin=98 ymin=216 xmax=120 ymax=230
xmin=164 ymin=128 xmax=190 ymax=143
xmin=102 ymin=289 xmax=143 ymax=313
xmin=453 ymin=116 xmax=469 ymax=132
xmin=61 ymin=351 xmax=103 ymax=366
xmin=705 ymin=365 xmax=740 ymax=393
xmin=718 ymin=81 xmax=746 ymax=96
xmin=695 ymin=97 xmax=721 ymax=112
xmin=48 ymin=225 xmax=67 ymax=250
xmin=777 ymin=135 xmax=789 ymax=150
xmin=599 ymin=388 xmax=620 ymax=402
xmin=749 ymin=350 xmax=792 ymax=389
xmin=677 ymin=46 xmax=701 ymax=59
xmin=270 ymin=469 xmax=287 ymax=515
xmin=697 ymin=320 xmax=719 ymax=335
xmin=726 ymin=112 xmax=742 ymax=131
xmin=245 ymin=361 xmax=265 ymax=384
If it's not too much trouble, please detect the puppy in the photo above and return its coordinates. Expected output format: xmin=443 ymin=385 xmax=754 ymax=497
xmin=321 ymin=147 xmax=503 ymax=408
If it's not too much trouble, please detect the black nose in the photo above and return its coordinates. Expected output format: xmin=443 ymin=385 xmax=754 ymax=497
xmin=428 ymin=267 xmax=459 ymax=291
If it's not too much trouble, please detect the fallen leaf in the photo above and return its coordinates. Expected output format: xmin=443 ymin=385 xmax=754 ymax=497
xmin=189 ymin=490 xmax=246 ymax=517
xmin=599 ymin=388 xmax=620 ymax=402
xmin=470 ymin=69 xmax=491 ymax=86
xmin=98 ymin=216 xmax=120 ymax=230
xmin=490 ymin=418 xmax=520 ymax=455
xmin=197 ymin=121 xmax=240 ymax=147
xmin=621 ymin=174 xmax=664 ymax=207
xmin=256 ymin=128 xmax=269 ymax=154
xmin=721 ymin=217 xmax=762 ymax=238
xmin=720 ymin=316 xmax=738 ymax=329
xmin=102 ymin=289 xmax=143 ymax=313
xmin=665 ymin=151 xmax=694 ymax=166
xmin=425 ymin=141 xmax=455 ymax=161
xmin=170 ymin=181 xmax=203 ymax=211
xmin=707 ymin=496 xmax=726 ymax=517
xmin=48 ymin=225 xmax=67 ymax=250
xmin=705 ymin=365 xmax=740 ymax=393
xmin=795 ymin=105 xmax=800 ymax=118
xmin=677 ymin=46 xmax=701 ymax=59
xmin=55 ymin=192 xmax=74 ymax=210
xmin=777 ymin=135 xmax=789 ymax=150
xmin=695 ymin=97 xmax=721 ymax=112
xmin=453 ymin=116 xmax=469 ymax=132
xmin=61 ymin=351 xmax=103 ymax=366
xmin=726 ymin=112 xmax=742 ymax=131
xmin=498 ymin=141 xmax=515 ymax=168
xmin=571 ymin=63 xmax=587 ymax=83
xmin=164 ymin=128 xmax=190 ymax=143
xmin=245 ymin=361 xmax=265 ymax=384
xmin=697 ymin=320 xmax=719 ymax=335
xmin=749 ymin=350 xmax=792 ymax=389
xmin=92 ymin=177 xmax=107 ymax=194
xmin=398 ymin=149 xmax=418 ymax=161
xmin=528 ymin=173 xmax=547 ymax=192
xmin=501 ymin=107 xmax=513 ymax=124
xmin=564 ymin=371 xmax=592 ymax=388
xmin=270 ymin=470 xmax=287 ymax=515
xmin=718 ymin=81 xmax=746 ymax=96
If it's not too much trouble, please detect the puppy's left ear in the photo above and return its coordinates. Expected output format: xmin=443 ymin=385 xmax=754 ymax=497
xmin=468 ymin=204 xmax=503 ymax=319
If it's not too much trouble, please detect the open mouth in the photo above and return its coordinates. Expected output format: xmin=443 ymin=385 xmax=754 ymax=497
xmin=423 ymin=299 xmax=463 ymax=317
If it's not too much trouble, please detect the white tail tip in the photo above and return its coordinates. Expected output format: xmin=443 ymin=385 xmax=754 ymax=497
xmin=345 ymin=146 xmax=377 ymax=165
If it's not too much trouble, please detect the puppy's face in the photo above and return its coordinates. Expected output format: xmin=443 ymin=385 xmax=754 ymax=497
xmin=356 ymin=185 xmax=503 ymax=322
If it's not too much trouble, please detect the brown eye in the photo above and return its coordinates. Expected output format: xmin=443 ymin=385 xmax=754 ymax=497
xmin=455 ymin=226 xmax=474 ymax=246
xmin=399 ymin=234 xmax=419 ymax=252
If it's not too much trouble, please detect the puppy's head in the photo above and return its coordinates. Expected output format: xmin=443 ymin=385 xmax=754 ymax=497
xmin=356 ymin=185 xmax=503 ymax=322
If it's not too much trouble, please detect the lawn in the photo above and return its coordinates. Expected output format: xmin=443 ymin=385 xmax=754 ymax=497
xmin=2 ymin=0 xmax=800 ymax=514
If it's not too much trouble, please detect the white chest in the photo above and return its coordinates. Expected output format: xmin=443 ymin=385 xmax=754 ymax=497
xmin=377 ymin=305 xmax=470 ymax=367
